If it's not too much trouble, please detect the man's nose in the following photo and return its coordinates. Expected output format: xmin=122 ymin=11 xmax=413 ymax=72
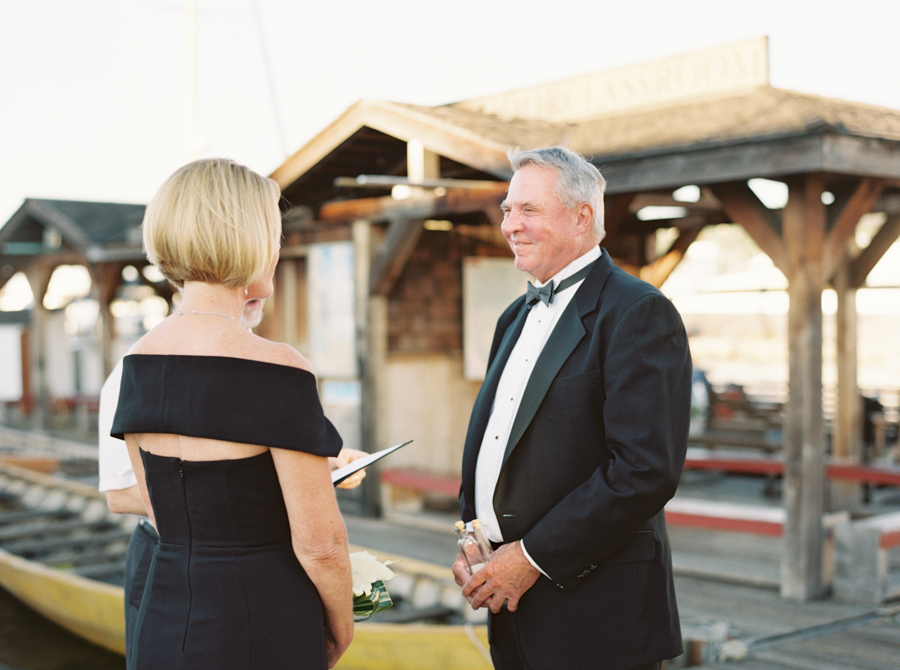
xmin=501 ymin=211 xmax=521 ymax=237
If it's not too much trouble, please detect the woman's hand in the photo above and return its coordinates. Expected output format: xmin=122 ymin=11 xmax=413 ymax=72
xmin=329 ymin=448 xmax=369 ymax=490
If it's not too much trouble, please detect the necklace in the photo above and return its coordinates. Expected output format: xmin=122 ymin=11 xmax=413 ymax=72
xmin=172 ymin=310 xmax=238 ymax=323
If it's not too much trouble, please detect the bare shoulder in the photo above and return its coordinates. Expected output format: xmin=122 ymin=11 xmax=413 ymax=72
xmin=258 ymin=339 xmax=313 ymax=374
xmin=127 ymin=329 xmax=162 ymax=355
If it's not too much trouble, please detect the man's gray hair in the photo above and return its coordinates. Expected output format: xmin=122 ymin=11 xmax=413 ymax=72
xmin=508 ymin=146 xmax=607 ymax=241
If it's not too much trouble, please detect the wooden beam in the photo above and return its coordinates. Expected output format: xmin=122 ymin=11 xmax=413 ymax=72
xmin=821 ymin=134 xmax=900 ymax=180
xmin=823 ymin=178 xmax=884 ymax=283
xmin=629 ymin=192 xmax=722 ymax=212
xmin=850 ymin=213 xmax=900 ymax=288
xmin=639 ymin=227 xmax=701 ymax=288
xmin=709 ymin=181 xmax=786 ymax=273
xmin=601 ymin=135 xmax=828 ymax=195
xmin=781 ymin=174 xmax=827 ymax=601
xmin=599 ymin=134 xmax=900 ymax=196
xmin=335 ymin=175 xmax=505 ymax=191
xmin=318 ymin=184 xmax=507 ymax=224
xmin=369 ymin=218 xmax=424 ymax=296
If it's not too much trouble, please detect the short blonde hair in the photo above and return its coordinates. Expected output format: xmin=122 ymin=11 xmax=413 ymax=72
xmin=142 ymin=158 xmax=282 ymax=288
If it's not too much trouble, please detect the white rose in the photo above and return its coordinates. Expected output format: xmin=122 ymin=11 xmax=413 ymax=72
xmin=349 ymin=551 xmax=396 ymax=597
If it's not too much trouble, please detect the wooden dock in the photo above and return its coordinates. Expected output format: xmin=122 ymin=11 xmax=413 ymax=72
xmin=677 ymin=574 xmax=900 ymax=669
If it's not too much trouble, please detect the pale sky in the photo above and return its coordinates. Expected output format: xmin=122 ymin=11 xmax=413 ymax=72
xmin=1 ymin=0 xmax=898 ymax=226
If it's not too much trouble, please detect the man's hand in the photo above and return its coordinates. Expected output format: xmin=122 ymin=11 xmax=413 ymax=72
xmin=452 ymin=553 xmax=470 ymax=588
xmin=461 ymin=541 xmax=540 ymax=614
xmin=328 ymin=448 xmax=368 ymax=490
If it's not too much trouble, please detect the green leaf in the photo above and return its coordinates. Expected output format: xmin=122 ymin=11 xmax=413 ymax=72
xmin=352 ymin=580 xmax=394 ymax=620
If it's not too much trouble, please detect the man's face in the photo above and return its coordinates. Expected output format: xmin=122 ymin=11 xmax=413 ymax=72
xmin=500 ymin=164 xmax=591 ymax=283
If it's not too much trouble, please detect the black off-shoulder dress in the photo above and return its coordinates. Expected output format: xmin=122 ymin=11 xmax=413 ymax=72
xmin=111 ymin=355 xmax=343 ymax=670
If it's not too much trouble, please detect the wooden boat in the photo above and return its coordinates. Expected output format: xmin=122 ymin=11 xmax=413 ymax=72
xmin=0 ymin=459 xmax=492 ymax=668
xmin=0 ymin=460 xmax=131 ymax=654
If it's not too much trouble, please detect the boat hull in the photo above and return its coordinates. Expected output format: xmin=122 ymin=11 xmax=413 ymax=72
xmin=0 ymin=546 xmax=126 ymax=654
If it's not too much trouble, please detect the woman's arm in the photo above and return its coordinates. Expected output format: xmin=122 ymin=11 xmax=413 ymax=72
xmin=271 ymin=447 xmax=353 ymax=668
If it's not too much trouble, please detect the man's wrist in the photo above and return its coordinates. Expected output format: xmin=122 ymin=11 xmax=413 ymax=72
xmin=518 ymin=540 xmax=549 ymax=578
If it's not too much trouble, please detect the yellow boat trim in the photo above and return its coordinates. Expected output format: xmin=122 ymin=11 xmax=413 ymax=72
xmin=0 ymin=546 xmax=125 ymax=654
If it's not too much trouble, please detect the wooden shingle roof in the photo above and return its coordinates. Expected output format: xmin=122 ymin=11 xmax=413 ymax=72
xmin=565 ymin=86 xmax=900 ymax=159
xmin=272 ymin=85 xmax=900 ymax=209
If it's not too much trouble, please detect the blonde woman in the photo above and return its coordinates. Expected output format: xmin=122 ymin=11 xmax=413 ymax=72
xmin=111 ymin=159 xmax=353 ymax=669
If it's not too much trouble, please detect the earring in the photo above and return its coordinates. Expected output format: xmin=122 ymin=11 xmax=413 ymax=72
xmin=244 ymin=287 xmax=248 ymax=296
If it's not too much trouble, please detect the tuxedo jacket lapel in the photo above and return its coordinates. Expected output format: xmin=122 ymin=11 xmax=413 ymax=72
xmin=503 ymin=302 xmax=585 ymax=465
xmin=502 ymin=253 xmax=613 ymax=467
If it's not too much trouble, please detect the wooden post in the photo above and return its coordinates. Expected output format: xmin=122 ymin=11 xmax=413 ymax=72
xmin=831 ymin=252 xmax=863 ymax=511
xmin=90 ymin=263 xmax=123 ymax=378
xmin=23 ymin=263 xmax=53 ymax=432
xmin=273 ymin=259 xmax=299 ymax=348
xmin=781 ymin=175 xmax=827 ymax=600
xmin=407 ymin=138 xmax=440 ymax=186
xmin=353 ymin=219 xmax=382 ymax=517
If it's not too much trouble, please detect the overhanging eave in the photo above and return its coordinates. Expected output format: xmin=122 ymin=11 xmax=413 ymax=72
xmin=597 ymin=133 xmax=900 ymax=195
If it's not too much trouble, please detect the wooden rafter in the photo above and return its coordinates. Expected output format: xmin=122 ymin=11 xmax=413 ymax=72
xmin=270 ymin=100 xmax=511 ymax=190
xmin=850 ymin=213 xmax=900 ymax=288
xmin=26 ymin=201 xmax=93 ymax=256
xmin=369 ymin=218 xmax=424 ymax=296
xmin=318 ymin=184 xmax=507 ymax=225
xmin=639 ymin=227 xmax=702 ymax=288
xmin=709 ymin=181 xmax=786 ymax=273
xmin=823 ymin=178 xmax=884 ymax=283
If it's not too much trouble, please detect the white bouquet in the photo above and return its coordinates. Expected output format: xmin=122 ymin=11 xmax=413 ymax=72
xmin=350 ymin=551 xmax=396 ymax=620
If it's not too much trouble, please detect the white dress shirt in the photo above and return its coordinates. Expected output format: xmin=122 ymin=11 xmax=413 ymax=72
xmin=474 ymin=247 xmax=602 ymax=570
xmin=97 ymin=358 xmax=137 ymax=493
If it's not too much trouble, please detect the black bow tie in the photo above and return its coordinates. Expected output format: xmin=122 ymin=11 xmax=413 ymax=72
xmin=525 ymin=259 xmax=597 ymax=309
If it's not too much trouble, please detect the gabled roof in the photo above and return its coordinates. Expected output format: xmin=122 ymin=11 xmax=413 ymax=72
xmin=0 ymin=199 xmax=146 ymax=263
xmin=271 ymin=86 xmax=900 ymax=209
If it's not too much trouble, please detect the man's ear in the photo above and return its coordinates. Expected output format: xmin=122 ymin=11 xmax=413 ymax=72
xmin=576 ymin=203 xmax=594 ymax=231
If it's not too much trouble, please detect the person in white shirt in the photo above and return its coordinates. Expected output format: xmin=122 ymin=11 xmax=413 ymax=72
xmin=99 ymin=297 xmax=367 ymax=665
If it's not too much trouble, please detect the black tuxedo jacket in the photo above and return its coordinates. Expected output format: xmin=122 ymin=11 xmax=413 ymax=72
xmin=460 ymin=250 xmax=691 ymax=669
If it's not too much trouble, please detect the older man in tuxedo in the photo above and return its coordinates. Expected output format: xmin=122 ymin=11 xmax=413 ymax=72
xmin=454 ymin=146 xmax=691 ymax=670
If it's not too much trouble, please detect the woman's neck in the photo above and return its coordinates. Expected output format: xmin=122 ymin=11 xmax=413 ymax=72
xmin=177 ymin=282 xmax=244 ymax=321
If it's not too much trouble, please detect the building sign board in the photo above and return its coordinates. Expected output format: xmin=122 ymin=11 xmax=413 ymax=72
xmin=455 ymin=37 xmax=769 ymax=122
